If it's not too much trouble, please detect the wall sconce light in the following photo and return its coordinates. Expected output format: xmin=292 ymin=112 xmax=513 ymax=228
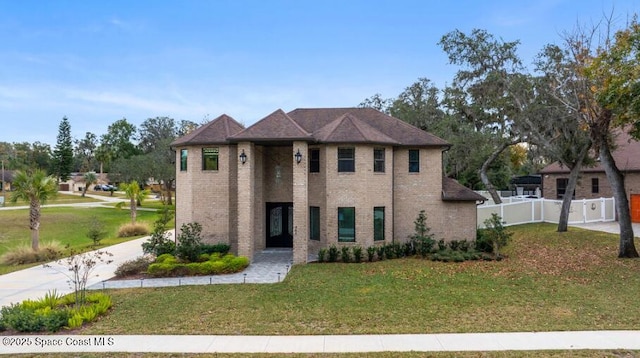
xmin=294 ymin=149 xmax=302 ymax=164
xmin=239 ymin=150 xmax=247 ymax=165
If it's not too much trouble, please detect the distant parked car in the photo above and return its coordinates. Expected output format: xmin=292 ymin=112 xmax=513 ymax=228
xmin=94 ymin=184 xmax=114 ymax=191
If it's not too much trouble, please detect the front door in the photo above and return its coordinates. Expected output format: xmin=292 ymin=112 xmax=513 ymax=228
xmin=266 ymin=202 xmax=293 ymax=247
xmin=631 ymin=194 xmax=640 ymax=223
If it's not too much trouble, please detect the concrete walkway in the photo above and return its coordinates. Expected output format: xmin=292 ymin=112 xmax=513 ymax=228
xmin=0 ymin=331 xmax=638 ymax=354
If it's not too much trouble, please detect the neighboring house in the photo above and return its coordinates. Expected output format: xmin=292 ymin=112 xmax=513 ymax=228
xmin=539 ymin=129 xmax=640 ymax=223
xmin=171 ymin=108 xmax=485 ymax=264
xmin=59 ymin=172 xmax=111 ymax=192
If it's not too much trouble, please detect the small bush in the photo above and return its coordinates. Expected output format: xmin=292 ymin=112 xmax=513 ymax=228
xmin=475 ymin=229 xmax=493 ymax=253
xmin=437 ymin=239 xmax=447 ymax=251
xmin=366 ymin=246 xmax=376 ymax=262
xmin=449 ymin=240 xmax=460 ymax=251
xmin=0 ymin=241 xmax=64 ymax=265
xmin=200 ymin=243 xmax=231 ymax=255
xmin=384 ymin=244 xmax=395 ymax=260
xmin=317 ymin=248 xmax=327 ymax=263
xmin=117 ymin=222 xmax=150 ymax=238
xmin=392 ymin=243 xmax=404 ymax=258
xmin=175 ymin=222 xmax=204 ymax=262
xmin=376 ymin=245 xmax=386 ymax=261
xmin=328 ymin=245 xmax=339 ymax=262
xmin=155 ymin=253 xmax=177 ymax=264
xmin=114 ymin=256 xmax=153 ymax=278
xmin=352 ymin=246 xmax=363 ymax=263
xmin=86 ymin=216 xmax=107 ymax=247
xmin=147 ymin=253 xmax=249 ymax=277
xmin=141 ymin=221 xmax=175 ymax=256
xmin=340 ymin=246 xmax=351 ymax=263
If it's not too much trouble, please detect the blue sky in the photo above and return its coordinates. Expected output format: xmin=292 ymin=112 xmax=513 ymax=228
xmin=1 ymin=0 xmax=639 ymax=146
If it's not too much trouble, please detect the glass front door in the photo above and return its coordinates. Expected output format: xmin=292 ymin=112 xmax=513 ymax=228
xmin=266 ymin=202 xmax=293 ymax=247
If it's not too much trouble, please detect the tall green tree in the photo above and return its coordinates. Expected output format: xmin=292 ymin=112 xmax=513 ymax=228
xmin=439 ymin=29 xmax=527 ymax=204
xmin=137 ymin=117 xmax=178 ymax=205
xmin=581 ymin=18 xmax=640 ymax=257
xmin=74 ymin=132 xmax=98 ymax=172
xmin=9 ymin=169 xmax=58 ymax=251
xmin=98 ymin=118 xmax=140 ymax=171
xmin=52 ymin=117 xmax=73 ymax=182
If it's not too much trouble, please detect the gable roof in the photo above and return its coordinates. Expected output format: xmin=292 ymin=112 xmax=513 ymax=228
xmin=313 ymin=113 xmax=399 ymax=144
xmin=170 ymin=114 xmax=244 ymax=147
xmin=540 ymin=129 xmax=640 ymax=174
xmin=171 ymin=107 xmax=449 ymax=147
xmin=442 ymin=177 xmax=487 ymax=202
xmin=288 ymin=107 xmax=449 ymax=147
xmin=230 ymin=109 xmax=312 ymax=142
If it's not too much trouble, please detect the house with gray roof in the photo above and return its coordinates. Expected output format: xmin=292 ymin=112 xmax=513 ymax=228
xmin=171 ymin=107 xmax=485 ymax=263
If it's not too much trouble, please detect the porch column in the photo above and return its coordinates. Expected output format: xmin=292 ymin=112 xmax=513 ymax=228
xmin=237 ymin=142 xmax=255 ymax=259
xmin=292 ymin=141 xmax=309 ymax=264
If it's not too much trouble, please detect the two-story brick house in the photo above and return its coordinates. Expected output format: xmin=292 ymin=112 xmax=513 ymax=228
xmin=171 ymin=107 xmax=485 ymax=264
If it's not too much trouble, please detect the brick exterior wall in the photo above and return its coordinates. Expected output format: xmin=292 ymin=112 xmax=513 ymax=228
xmin=542 ymin=172 xmax=640 ymax=201
xmin=175 ymin=142 xmax=479 ymax=263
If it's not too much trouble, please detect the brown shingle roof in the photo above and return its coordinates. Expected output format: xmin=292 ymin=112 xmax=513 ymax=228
xmin=170 ymin=114 xmax=244 ymax=146
xmin=539 ymin=129 xmax=640 ymax=174
xmin=230 ymin=109 xmax=313 ymax=142
xmin=313 ymin=113 xmax=399 ymax=144
xmin=288 ymin=107 xmax=449 ymax=147
xmin=442 ymin=177 xmax=487 ymax=201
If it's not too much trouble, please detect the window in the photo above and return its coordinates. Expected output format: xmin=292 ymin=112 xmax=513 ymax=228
xmin=202 ymin=148 xmax=219 ymax=171
xmin=556 ymin=178 xmax=574 ymax=199
xmin=309 ymin=206 xmax=320 ymax=240
xmin=374 ymin=148 xmax=385 ymax=173
xmin=338 ymin=207 xmax=355 ymax=242
xmin=309 ymin=149 xmax=320 ymax=173
xmin=180 ymin=149 xmax=188 ymax=171
xmin=338 ymin=148 xmax=355 ymax=172
xmin=408 ymin=149 xmax=420 ymax=173
xmin=592 ymin=178 xmax=599 ymax=194
xmin=374 ymin=207 xmax=385 ymax=241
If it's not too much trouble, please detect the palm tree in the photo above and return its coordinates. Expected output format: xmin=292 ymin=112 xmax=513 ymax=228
xmin=120 ymin=180 xmax=149 ymax=224
xmin=82 ymin=171 xmax=97 ymax=197
xmin=9 ymin=169 xmax=58 ymax=251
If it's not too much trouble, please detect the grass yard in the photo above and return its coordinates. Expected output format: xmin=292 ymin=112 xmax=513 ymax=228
xmin=80 ymin=223 xmax=640 ymax=336
xmin=0 ymin=192 xmax=101 ymax=207
xmin=0 ymin=206 xmax=164 ymax=274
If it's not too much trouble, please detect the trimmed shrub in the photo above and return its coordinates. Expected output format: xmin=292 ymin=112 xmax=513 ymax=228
xmin=117 ymin=222 xmax=150 ymax=238
xmin=328 ymin=245 xmax=339 ymax=262
xmin=340 ymin=246 xmax=351 ymax=263
xmin=0 ymin=241 xmax=64 ymax=265
xmin=114 ymin=256 xmax=153 ymax=278
xmin=366 ymin=246 xmax=376 ymax=262
xmin=155 ymin=253 xmax=178 ymax=264
xmin=200 ymin=243 xmax=231 ymax=255
xmin=147 ymin=253 xmax=249 ymax=277
xmin=375 ymin=245 xmax=385 ymax=261
xmin=317 ymin=248 xmax=327 ymax=263
xmin=352 ymin=246 xmax=363 ymax=263
xmin=141 ymin=220 xmax=175 ymax=256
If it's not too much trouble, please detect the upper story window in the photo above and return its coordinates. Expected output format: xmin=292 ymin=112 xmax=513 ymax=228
xmin=408 ymin=149 xmax=420 ymax=173
xmin=373 ymin=148 xmax=385 ymax=173
xmin=309 ymin=148 xmax=320 ymax=173
xmin=180 ymin=149 xmax=188 ymax=171
xmin=591 ymin=178 xmax=599 ymax=194
xmin=202 ymin=148 xmax=219 ymax=171
xmin=338 ymin=148 xmax=355 ymax=172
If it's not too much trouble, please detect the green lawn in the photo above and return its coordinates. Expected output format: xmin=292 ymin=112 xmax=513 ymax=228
xmin=0 ymin=192 xmax=101 ymax=207
xmin=0 ymin=206 xmax=164 ymax=274
xmin=79 ymin=223 xmax=640 ymax=336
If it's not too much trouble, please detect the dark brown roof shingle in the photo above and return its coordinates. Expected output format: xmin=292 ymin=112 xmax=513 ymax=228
xmin=313 ymin=113 xmax=399 ymax=144
xmin=442 ymin=177 xmax=487 ymax=201
xmin=230 ymin=109 xmax=313 ymax=142
xmin=170 ymin=114 xmax=244 ymax=146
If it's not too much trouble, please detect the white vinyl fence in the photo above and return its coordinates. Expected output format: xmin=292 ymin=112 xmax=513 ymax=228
xmin=477 ymin=197 xmax=615 ymax=228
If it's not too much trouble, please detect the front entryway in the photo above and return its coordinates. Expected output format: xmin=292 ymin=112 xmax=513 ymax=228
xmin=266 ymin=202 xmax=293 ymax=247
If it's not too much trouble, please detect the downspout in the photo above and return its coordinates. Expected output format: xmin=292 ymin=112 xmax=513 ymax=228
xmin=391 ymin=146 xmax=395 ymax=244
